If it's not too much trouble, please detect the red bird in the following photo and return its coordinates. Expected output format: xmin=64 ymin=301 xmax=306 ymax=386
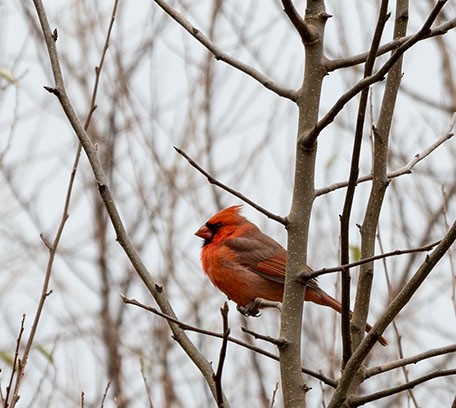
xmin=195 ymin=205 xmax=387 ymax=346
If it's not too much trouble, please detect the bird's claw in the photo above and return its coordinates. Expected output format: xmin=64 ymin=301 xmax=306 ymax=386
xmin=237 ymin=298 xmax=283 ymax=317
xmin=237 ymin=301 xmax=261 ymax=317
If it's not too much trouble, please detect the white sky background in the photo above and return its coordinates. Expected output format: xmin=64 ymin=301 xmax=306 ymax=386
xmin=0 ymin=1 xmax=455 ymax=407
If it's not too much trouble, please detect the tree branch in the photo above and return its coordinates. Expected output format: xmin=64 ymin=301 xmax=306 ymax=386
xmin=388 ymin=112 xmax=456 ymax=178
xmin=328 ymin=217 xmax=456 ymax=407
xmin=151 ymin=0 xmax=297 ymax=100
xmin=174 ymin=146 xmax=287 ymax=225
xmin=339 ymin=0 xmax=390 ymax=367
xmin=366 ymin=344 xmax=456 ymax=378
xmin=303 ymin=0 xmax=449 ymax=147
xmin=281 ymin=0 xmax=317 ymax=43
xmin=120 ymin=294 xmax=337 ymax=387
xmin=349 ymin=369 xmax=456 ymax=407
xmin=315 ymin=112 xmax=456 ymax=197
xmin=303 ymin=240 xmax=440 ymax=280
xmin=241 ymin=327 xmax=287 ymax=348
xmin=325 ymin=17 xmax=456 ymax=71
xmin=214 ymin=303 xmax=230 ymax=408
xmin=31 ymin=1 xmax=228 ymax=405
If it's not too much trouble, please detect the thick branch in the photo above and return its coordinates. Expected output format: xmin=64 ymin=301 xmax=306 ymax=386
xmin=339 ymin=0 xmax=389 ymax=367
xmin=280 ymin=2 xmax=327 ymax=406
xmin=328 ymin=218 xmax=456 ymax=407
xmin=281 ymin=0 xmax=317 ymax=43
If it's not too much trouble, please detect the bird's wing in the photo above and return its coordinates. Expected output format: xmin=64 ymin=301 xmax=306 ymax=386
xmin=224 ymin=235 xmax=286 ymax=283
xmin=224 ymin=234 xmax=319 ymax=288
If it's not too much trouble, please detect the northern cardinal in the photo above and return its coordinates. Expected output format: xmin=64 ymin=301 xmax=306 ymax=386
xmin=195 ymin=205 xmax=387 ymax=346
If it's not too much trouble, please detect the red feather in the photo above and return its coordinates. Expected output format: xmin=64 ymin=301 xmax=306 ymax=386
xmin=195 ymin=206 xmax=387 ymax=346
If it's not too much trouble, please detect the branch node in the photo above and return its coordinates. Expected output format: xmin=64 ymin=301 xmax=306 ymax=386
xmin=319 ymin=12 xmax=332 ymax=20
xmin=43 ymin=86 xmax=60 ymax=96
xmin=303 ymin=384 xmax=312 ymax=393
xmin=39 ymin=233 xmax=53 ymax=250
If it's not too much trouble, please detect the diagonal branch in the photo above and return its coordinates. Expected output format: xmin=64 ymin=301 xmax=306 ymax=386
xmin=388 ymin=113 xmax=456 ymax=178
xmin=366 ymin=343 xmax=456 ymax=378
xmin=174 ymin=147 xmax=287 ymax=225
xmin=31 ymin=1 xmax=228 ymax=405
xmin=241 ymin=327 xmax=287 ymax=348
xmin=152 ymin=0 xmax=297 ymax=100
xmin=315 ymin=114 xmax=456 ymax=197
xmin=328 ymin=217 xmax=456 ymax=407
xmin=349 ymin=369 xmax=456 ymax=407
xmin=325 ymin=17 xmax=456 ymax=71
xmin=121 ymin=294 xmax=337 ymax=387
xmin=302 ymin=0 xmax=449 ymax=147
xmin=303 ymin=239 xmax=440 ymax=280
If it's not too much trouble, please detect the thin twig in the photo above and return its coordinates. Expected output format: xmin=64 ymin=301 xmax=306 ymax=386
xmin=241 ymin=327 xmax=287 ymax=348
xmin=174 ymin=147 xmax=287 ymax=225
xmin=10 ymin=129 xmax=80 ymax=407
xmin=377 ymin=232 xmax=419 ymax=407
xmin=366 ymin=344 xmax=456 ymax=378
xmin=4 ymin=315 xmax=25 ymax=408
xmin=99 ymin=381 xmax=111 ymax=408
xmin=140 ymin=359 xmax=155 ymax=408
xmin=349 ymin=369 xmax=456 ymax=407
xmin=120 ymin=294 xmax=337 ymax=387
xmin=315 ymin=114 xmax=456 ymax=197
xmin=379 ymin=234 xmax=416 ymax=405
xmin=302 ymin=240 xmax=441 ymax=280
xmin=269 ymin=382 xmax=279 ymax=408
xmin=151 ymin=0 xmax=296 ymax=100
xmin=214 ymin=303 xmax=230 ymax=408
xmin=388 ymin=112 xmax=456 ymax=178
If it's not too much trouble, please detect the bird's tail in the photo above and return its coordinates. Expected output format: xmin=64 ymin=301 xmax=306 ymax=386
xmin=305 ymin=286 xmax=388 ymax=346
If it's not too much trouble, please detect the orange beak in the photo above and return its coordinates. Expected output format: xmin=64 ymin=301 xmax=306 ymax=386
xmin=195 ymin=225 xmax=212 ymax=240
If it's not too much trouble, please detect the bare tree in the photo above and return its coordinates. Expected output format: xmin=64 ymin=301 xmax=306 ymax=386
xmin=0 ymin=1 xmax=455 ymax=407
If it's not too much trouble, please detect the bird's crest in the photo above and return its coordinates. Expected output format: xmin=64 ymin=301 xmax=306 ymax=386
xmin=206 ymin=205 xmax=244 ymax=226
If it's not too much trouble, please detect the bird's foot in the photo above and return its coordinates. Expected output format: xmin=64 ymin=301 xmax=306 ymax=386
xmin=237 ymin=298 xmax=282 ymax=317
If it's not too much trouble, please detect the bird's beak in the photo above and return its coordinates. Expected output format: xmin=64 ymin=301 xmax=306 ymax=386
xmin=194 ymin=225 xmax=212 ymax=240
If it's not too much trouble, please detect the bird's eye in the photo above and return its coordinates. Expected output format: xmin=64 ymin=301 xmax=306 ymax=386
xmin=207 ymin=222 xmax=223 ymax=232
